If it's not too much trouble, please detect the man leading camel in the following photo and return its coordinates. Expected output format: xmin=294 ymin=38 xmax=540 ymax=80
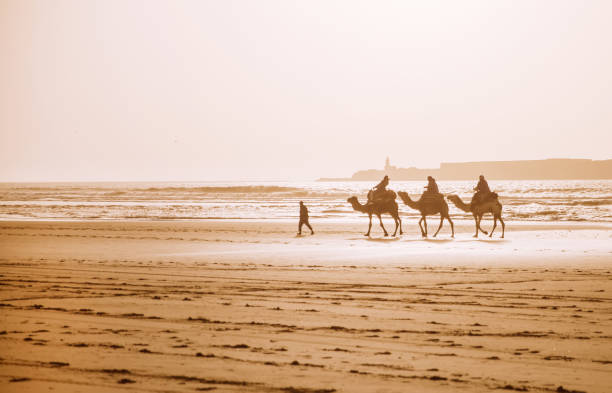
xmin=471 ymin=175 xmax=491 ymax=206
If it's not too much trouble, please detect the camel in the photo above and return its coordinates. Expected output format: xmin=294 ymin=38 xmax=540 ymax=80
xmin=398 ymin=191 xmax=454 ymax=238
xmin=447 ymin=194 xmax=505 ymax=238
xmin=347 ymin=194 xmax=402 ymax=237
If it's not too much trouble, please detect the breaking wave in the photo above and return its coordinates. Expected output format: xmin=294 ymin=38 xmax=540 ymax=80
xmin=1 ymin=180 xmax=611 ymax=222
xmin=142 ymin=185 xmax=303 ymax=193
xmin=568 ymin=199 xmax=612 ymax=206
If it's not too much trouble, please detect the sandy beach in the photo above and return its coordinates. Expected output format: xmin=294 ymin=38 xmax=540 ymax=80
xmin=0 ymin=219 xmax=611 ymax=392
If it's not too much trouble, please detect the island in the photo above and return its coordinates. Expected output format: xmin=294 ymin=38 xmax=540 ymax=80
xmin=318 ymin=157 xmax=612 ymax=181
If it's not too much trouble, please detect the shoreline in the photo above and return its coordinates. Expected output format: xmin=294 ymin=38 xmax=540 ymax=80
xmin=1 ymin=217 xmax=612 ymax=231
xmin=2 ymin=179 xmax=611 ymax=225
xmin=2 ymin=219 xmax=611 ymax=268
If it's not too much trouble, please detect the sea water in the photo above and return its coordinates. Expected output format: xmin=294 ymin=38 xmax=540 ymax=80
xmin=0 ymin=180 xmax=610 ymax=222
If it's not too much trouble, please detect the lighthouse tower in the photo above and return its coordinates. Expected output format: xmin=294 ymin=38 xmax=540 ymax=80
xmin=385 ymin=157 xmax=391 ymax=171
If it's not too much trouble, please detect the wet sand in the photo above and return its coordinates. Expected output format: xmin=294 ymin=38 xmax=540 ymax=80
xmin=1 ymin=220 xmax=611 ymax=392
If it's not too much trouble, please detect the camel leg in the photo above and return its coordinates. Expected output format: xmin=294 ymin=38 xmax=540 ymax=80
xmin=447 ymin=215 xmax=455 ymax=238
xmin=365 ymin=214 xmax=372 ymax=236
xmin=398 ymin=216 xmax=403 ymax=235
xmin=423 ymin=216 xmax=428 ymax=237
xmin=392 ymin=214 xmax=399 ymax=237
xmin=378 ymin=214 xmax=388 ymax=236
xmin=433 ymin=215 xmax=444 ymax=237
xmin=489 ymin=216 xmax=497 ymax=237
xmin=477 ymin=214 xmax=489 ymax=235
xmin=499 ymin=215 xmax=505 ymax=238
xmin=473 ymin=214 xmax=479 ymax=238
xmin=418 ymin=217 xmax=425 ymax=237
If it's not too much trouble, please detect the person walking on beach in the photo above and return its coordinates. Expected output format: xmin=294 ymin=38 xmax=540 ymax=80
xmin=298 ymin=201 xmax=314 ymax=235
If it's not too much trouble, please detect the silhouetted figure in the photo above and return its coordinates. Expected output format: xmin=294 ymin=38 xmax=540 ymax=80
xmin=370 ymin=175 xmax=390 ymax=202
xmin=374 ymin=175 xmax=389 ymax=192
xmin=347 ymin=195 xmax=402 ymax=237
xmin=447 ymin=193 xmax=505 ymax=238
xmin=398 ymin=191 xmax=454 ymax=238
xmin=424 ymin=176 xmax=440 ymax=195
xmin=298 ymin=201 xmax=314 ymax=235
xmin=471 ymin=175 xmax=491 ymax=206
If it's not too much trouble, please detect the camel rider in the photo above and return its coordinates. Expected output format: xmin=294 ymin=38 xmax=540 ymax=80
xmin=471 ymin=175 xmax=491 ymax=206
xmin=371 ymin=175 xmax=389 ymax=201
xmin=424 ymin=176 xmax=440 ymax=195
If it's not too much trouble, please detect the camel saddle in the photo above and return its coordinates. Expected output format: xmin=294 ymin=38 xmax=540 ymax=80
xmin=367 ymin=189 xmax=397 ymax=203
xmin=474 ymin=191 xmax=498 ymax=206
xmin=419 ymin=192 xmax=444 ymax=203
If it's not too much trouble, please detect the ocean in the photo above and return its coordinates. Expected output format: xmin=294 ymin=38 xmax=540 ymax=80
xmin=0 ymin=180 xmax=611 ymax=222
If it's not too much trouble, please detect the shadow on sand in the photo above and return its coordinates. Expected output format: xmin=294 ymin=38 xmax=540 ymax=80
xmin=346 ymin=237 xmax=402 ymax=242
xmin=424 ymin=238 xmax=454 ymax=243
xmin=401 ymin=238 xmax=454 ymax=243
xmin=391 ymin=237 xmax=508 ymax=244
xmin=294 ymin=233 xmax=315 ymax=238
xmin=454 ymin=238 xmax=509 ymax=243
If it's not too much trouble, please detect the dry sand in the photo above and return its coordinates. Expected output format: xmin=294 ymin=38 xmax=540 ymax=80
xmin=0 ymin=219 xmax=611 ymax=393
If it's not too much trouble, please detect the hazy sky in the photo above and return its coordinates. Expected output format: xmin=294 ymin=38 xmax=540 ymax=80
xmin=1 ymin=1 xmax=611 ymax=181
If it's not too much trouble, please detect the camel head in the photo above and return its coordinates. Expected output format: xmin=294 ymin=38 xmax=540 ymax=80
xmin=397 ymin=191 xmax=410 ymax=202
xmin=347 ymin=196 xmax=361 ymax=207
xmin=347 ymin=196 xmax=363 ymax=211
xmin=446 ymin=194 xmax=460 ymax=203
xmin=446 ymin=194 xmax=472 ymax=212
xmin=398 ymin=191 xmax=421 ymax=208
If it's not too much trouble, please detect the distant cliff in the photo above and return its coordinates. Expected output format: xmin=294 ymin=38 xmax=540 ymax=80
xmin=318 ymin=159 xmax=612 ymax=181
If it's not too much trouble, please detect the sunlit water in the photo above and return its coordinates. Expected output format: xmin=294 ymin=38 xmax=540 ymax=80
xmin=0 ymin=180 xmax=611 ymax=222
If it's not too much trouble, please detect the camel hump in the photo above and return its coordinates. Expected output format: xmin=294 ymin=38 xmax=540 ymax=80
xmin=368 ymin=189 xmax=396 ymax=203
xmin=473 ymin=192 xmax=499 ymax=208
xmin=419 ymin=192 xmax=444 ymax=203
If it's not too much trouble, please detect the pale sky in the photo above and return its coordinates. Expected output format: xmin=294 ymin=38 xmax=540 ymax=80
xmin=1 ymin=0 xmax=611 ymax=181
